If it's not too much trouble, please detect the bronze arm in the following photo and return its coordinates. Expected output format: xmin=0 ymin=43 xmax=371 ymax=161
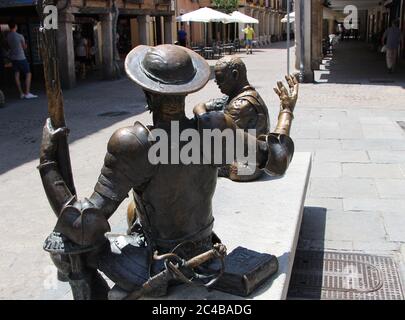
xmin=272 ymin=74 xmax=299 ymax=137
xmin=273 ymin=109 xmax=294 ymax=136
xmin=38 ymin=119 xmax=121 ymax=220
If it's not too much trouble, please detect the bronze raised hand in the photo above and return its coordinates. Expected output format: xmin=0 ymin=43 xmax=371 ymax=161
xmin=273 ymin=74 xmax=299 ymax=113
xmin=273 ymin=74 xmax=299 ymax=136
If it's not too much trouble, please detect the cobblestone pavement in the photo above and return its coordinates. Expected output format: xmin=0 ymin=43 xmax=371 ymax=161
xmin=1 ymin=41 xmax=405 ymax=299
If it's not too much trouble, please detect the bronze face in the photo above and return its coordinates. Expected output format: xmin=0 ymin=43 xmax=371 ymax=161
xmin=214 ymin=65 xmax=236 ymax=96
xmin=214 ymin=57 xmax=248 ymax=98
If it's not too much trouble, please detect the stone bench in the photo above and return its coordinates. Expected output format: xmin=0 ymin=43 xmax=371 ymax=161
xmin=162 ymin=152 xmax=312 ymax=300
xmin=40 ymin=152 xmax=312 ymax=300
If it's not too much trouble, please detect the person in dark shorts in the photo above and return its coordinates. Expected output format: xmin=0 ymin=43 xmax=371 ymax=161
xmin=75 ymin=34 xmax=89 ymax=79
xmin=6 ymin=21 xmax=37 ymax=99
xmin=177 ymin=25 xmax=187 ymax=47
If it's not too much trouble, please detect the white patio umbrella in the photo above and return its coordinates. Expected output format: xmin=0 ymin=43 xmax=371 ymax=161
xmin=229 ymin=11 xmax=259 ymax=24
xmin=176 ymin=7 xmax=235 ymax=23
xmin=176 ymin=7 xmax=236 ymax=46
xmin=281 ymin=12 xmax=295 ymax=23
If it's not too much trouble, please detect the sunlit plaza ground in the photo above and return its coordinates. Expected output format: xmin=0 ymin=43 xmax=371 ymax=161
xmin=1 ymin=40 xmax=405 ymax=299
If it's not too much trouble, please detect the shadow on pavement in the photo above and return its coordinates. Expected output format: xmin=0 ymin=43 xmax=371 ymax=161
xmin=314 ymin=40 xmax=405 ymax=88
xmin=287 ymin=206 xmax=327 ymax=299
xmin=0 ymin=78 xmax=147 ymax=175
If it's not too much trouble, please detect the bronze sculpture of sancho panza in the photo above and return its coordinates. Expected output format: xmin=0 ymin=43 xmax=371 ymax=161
xmin=194 ymin=56 xmax=271 ymax=182
xmin=39 ymin=44 xmax=298 ymax=299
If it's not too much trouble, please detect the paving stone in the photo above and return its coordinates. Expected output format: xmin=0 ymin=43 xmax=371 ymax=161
xmin=382 ymin=212 xmax=405 ymax=242
xmin=324 ymin=210 xmax=386 ymax=242
xmin=342 ymin=139 xmax=396 ymax=151
xmin=291 ymin=126 xmax=320 ymax=139
xmin=391 ymin=144 xmax=405 ymax=151
xmin=304 ymin=197 xmax=344 ymax=210
xmin=339 ymin=122 xmax=365 ymax=140
xmin=318 ymin=121 xmax=340 ymax=129
xmin=311 ymin=162 xmax=342 ymax=178
xmin=344 ymin=198 xmax=405 ymax=213
xmin=359 ymin=117 xmax=396 ymax=125
xmin=324 ymin=240 xmax=354 ymax=251
xmin=310 ymin=177 xmax=378 ymax=198
xmin=375 ymin=179 xmax=405 ymax=198
xmin=296 ymin=239 xmax=354 ymax=251
xmin=342 ymin=163 xmax=404 ymax=179
xmin=309 ymin=178 xmax=341 ymax=198
xmin=352 ymin=240 xmax=400 ymax=253
xmin=338 ymin=178 xmax=378 ymax=198
xmin=319 ymin=127 xmax=343 ymax=139
xmin=315 ymin=150 xmax=370 ymax=163
xmin=400 ymin=164 xmax=405 ymax=176
xmin=368 ymin=151 xmax=405 ymax=164
xmin=294 ymin=139 xmax=341 ymax=152
xmin=318 ymin=110 xmax=348 ymax=121
xmin=361 ymin=124 xmax=405 ymax=140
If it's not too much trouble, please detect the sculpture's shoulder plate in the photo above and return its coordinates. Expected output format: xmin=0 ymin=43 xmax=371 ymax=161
xmin=196 ymin=111 xmax=235 ymax=132
xmin=226 ymin=89 xmax=270 ymax=134
xmin=95 ymin=122 xmax=155 ymax=202
xmin=107 ymin=122 xmax=152 ymax=156
xmin=228 ymin=89 xmax=267 ymax=113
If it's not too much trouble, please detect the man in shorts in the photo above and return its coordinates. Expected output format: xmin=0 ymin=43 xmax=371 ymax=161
xmin=7 ymin=21 xmax=37 ymax=99
xmin=242 ymin=24 xmax=255 ymax=55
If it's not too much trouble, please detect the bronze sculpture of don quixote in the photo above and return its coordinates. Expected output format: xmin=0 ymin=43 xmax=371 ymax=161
xmin=37 ymin=0 xmax=299 ymax=300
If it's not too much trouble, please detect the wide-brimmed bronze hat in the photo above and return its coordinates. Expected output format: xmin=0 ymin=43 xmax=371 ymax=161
xmin=125 ymin=44 xmax=210 ymax=95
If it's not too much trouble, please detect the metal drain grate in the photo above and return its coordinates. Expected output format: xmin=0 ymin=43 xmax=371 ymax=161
xmin=288 ymin=250 xmax=404 ymax=300
xmin=97 ymin=111 xmax=131 ymax=117
xmin=397 ymin=121 xmax=405 ymax=132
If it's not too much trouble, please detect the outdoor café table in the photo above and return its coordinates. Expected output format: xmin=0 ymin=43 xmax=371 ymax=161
xmin=223 ymin=44 xmax=234 ymax=55
xmin=203 ymin=47 xmax=214 ymax=59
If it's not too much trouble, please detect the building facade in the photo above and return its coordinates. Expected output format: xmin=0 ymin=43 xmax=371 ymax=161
xmin=174 ymin=0 xmax=288 ymax=46
xmin=294 ymin=0 xmax=405 ymax=82
xmin=0 ymin=0 xmax=175 ymax=88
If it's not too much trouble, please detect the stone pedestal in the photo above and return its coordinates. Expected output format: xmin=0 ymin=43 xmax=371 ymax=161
xmin=57 ymin=10 xmax=76 ymax=89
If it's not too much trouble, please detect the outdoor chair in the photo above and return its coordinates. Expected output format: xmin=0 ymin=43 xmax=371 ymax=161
xmin=213 ymin=44 xmax=224 ymax=59
xmin=223 ymin=43 xmax=234 ymax=55
xmin=233 ymin=40 xmax=241 ymax=52
xmin=203 ymin=46 xmax=214 ymax=59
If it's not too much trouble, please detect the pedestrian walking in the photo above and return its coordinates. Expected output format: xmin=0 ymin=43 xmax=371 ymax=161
xmin=382 ymin=19 xmax=403 ymax=73
xmin=242 ymin=24 xmax=255 ymax=54
xmin=75 ymin=34 xmax=89 ymax=79
xmin=6 ymin=21 xmax=38 ymax=99
xmin=177 ymin=25 xmax=187 ymax=47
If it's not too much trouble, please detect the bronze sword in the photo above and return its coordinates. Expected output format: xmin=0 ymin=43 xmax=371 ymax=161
xmin=125 ymin=243 xmax=227 ymax=300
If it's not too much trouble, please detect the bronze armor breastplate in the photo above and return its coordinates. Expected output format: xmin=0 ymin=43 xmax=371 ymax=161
xmin=225 ymin=88 xmax=270 ymax=136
